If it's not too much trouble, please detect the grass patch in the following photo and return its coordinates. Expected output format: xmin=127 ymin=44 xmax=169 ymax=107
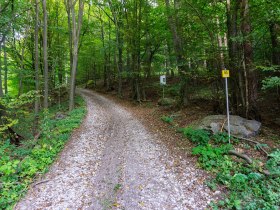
xmin=0 ymin=96 xmax=86 ymax=210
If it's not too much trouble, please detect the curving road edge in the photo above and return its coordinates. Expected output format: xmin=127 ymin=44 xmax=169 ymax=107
xmin=15 ymin=89 xmax=219 ymax=210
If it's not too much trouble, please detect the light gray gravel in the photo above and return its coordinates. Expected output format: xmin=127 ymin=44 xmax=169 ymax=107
xmin=15 ymin=89 xmax=219 ymax=210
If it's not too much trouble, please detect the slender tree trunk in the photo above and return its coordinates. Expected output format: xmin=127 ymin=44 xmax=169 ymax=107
xmin=0 ymin=43 xmax=3 ymax=97
xmin=34 ymin=0 xmax=40 ymax=134
xmin=165 ymin=0 xmax=188 ymax=106
xmin=241 ymin=0 xmax=259 ymax=119
xmin=64 ymin=0 xmax=73 ymax=77
xmin=98 ymin=9 xmax=108 ymax=89
xmin=69 ymin=0 xmax=84 ymax=111
xmin=216 ymin=16 xmax=225 ymax=69
xmin=117 ymin=29 xmax=123 ymax=96
xmin=56 ymin=2 xmax=64 ymax=85
xmin=108 ymin=0 xmax=123 ymax=97
xmin=18 ymin=42 xmax=24 ymax=96
xmin=42 ymin=0 xmax=49 ymax=109
xmin=107 ymin=20 xmax=112 ymax=91
xmin=3 ymin=38 xmax=8 ymax=95
xmin=167 ymin=40 xmax=174 ymax=77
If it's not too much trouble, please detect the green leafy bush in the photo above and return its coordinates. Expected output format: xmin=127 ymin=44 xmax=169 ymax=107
xmin=266 ymin=150 xmax=280 ymax=176
xmin=262 ymin=76 xmax=280 ymax=91
xmin=192 ymin=144 xmax=232 ymax=170
xmin=0 ymin=91 xmax=39 ymax=134
xmin=182 ymin=127 xmax=210 ymax=145
xmin=213 ymin=132 xmax=230 ymax=144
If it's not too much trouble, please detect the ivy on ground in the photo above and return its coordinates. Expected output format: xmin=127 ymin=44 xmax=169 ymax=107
xmin=180 ymin=127 xmax=280 ymax=210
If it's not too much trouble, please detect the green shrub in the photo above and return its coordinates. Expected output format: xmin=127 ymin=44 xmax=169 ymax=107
xmin=213 ymin=132 xmax=230 ymax=144
xmin=266 ymin=150 xmax=280 ymax=176
xmin=182 ymin=127 xmax=210 ymax=145
xmin=192 ymin=144 xmax=232 ymax=170
xmin=262 ymin=76 xmax=280 ymax=91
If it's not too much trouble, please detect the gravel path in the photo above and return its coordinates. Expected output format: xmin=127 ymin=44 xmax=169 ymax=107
xmin=15 ymin=89 xmax=219 ymax=210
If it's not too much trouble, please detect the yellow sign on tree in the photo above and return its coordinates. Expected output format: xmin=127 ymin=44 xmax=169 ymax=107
xmin=222 ymin=70 xmax=230 ymax=78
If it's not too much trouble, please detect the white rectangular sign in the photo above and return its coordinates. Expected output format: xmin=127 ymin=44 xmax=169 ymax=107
xmin=160 ymin=75 xmax=166 ymax=85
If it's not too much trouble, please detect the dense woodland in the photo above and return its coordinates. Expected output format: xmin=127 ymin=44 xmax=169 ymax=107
xmin=0 ymin=0 xmax=280 ymax=209
xmin=0 ymin=0 xmax=279 ymax=121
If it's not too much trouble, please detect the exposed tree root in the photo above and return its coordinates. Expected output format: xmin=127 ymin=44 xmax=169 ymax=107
xmin=227 ymin=150 xmax=275 ymax=176
xmin=228 ymin=150 xmax=253 ymax=164
xmin=231 ymin=135 xmax=269 ymax=156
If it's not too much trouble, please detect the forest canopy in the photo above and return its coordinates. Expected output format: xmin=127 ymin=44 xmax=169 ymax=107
xmin=0 ymin=0 xmax=279 ymax=135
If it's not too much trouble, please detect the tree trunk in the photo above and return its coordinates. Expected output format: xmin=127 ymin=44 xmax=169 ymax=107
xmin=18 ymin=42 xmax=24 ymax=97
xmin=216 ymin=16 xmax=225 ymax=70
xmin=3 ymin=38 xmax=8 ymax=95
xmin=0 ymin=42 xmax=3 ymax=97
xmin=34 ymin=0 xmax=40 ymax=134
xmin=240 ymin=0 xmax=259 ymax=119
xmin=165 ymin=0 xmax=188 ymax=106
xmin=42 ymin=0 xmax=49 ymax=109
xmin=69 ymin=0 xmax=84 ymax=111
xmin=108 ymin=0 xmax=123 ymax=97
xmin=64 ymin=0 xmax=73 ymax=78
xmin=226 ymin=0 xmax=246 ymax=115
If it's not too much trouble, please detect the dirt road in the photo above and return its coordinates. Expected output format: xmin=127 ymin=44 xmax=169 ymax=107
xmin=15 ymin=89 xmax=219 ymax=210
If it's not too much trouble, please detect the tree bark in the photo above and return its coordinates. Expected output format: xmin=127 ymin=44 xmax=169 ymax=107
xmin=64 ymin=0 xmax=73 ymax=79
xmin=226 ymin=0 xmax=246 ymax=115
xmin=18 ymin=41 xmax=24 ymax=97
xmin=0 ymin=41 xmax=3 ymax=97
xmin=42 ymin=0 xmax=49 ymax=109
xmin=216 ymin=16 xmax=225 ymax=70
xmin=34 ymin=0 xmax=40 ymax=134
xmin=3 ymin=37 xmax=8 ymax=95
xmin=69 ymin=0 xmax=84 ymax=111
xmin=240 ymin=0 xmax=259 ymax=119
xmin=108 ymin=0 xmax=124 ymax=97
xmin=165 ymin=0 xmax=188 ymax=106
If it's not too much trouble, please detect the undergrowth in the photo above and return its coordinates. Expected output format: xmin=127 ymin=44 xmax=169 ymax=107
xmin=0 ymin=96 xmax=86 ymax=209
xmin=179 ymin=127 xmax=280 ymax=210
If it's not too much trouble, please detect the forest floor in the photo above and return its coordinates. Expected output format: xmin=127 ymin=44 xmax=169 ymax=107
xmin=15 ymin=89 xmax=220 ymax=210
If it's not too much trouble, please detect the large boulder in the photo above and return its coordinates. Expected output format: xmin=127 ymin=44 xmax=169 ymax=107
xmin=198 ymin=115 xmax=261 ymax=138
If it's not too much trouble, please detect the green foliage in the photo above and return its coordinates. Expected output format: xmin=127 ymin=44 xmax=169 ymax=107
xmin=0 ymin=91 xmax=39 ymax=134
xmin=262 ymin=76 xmax=280 ymax=91
xmin=212 ymin=132 xmax=230 ymax=144
xmin=180 ymin=128 xmax=280 ymax=209
xmin=166 ymin=84 xmax=180 ymax=97
xmin=0 ymin=96 xmax=86 ymax=209
xmin=86 ymin=80 xmax=95 ymax=88
xmin=182 ymin=127 xmax=210 ymax=145
xmin=266 ymin=150 xmax=280 ymax=176
xmin=161 ymin=115 xmax=174 ymax=124
xmin=192 ymin=144 xmax=232 ymax=170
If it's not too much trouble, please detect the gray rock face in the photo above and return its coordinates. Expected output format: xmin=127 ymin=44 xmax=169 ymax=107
xmin=198 ymin=115 xmax=261 ymax=138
